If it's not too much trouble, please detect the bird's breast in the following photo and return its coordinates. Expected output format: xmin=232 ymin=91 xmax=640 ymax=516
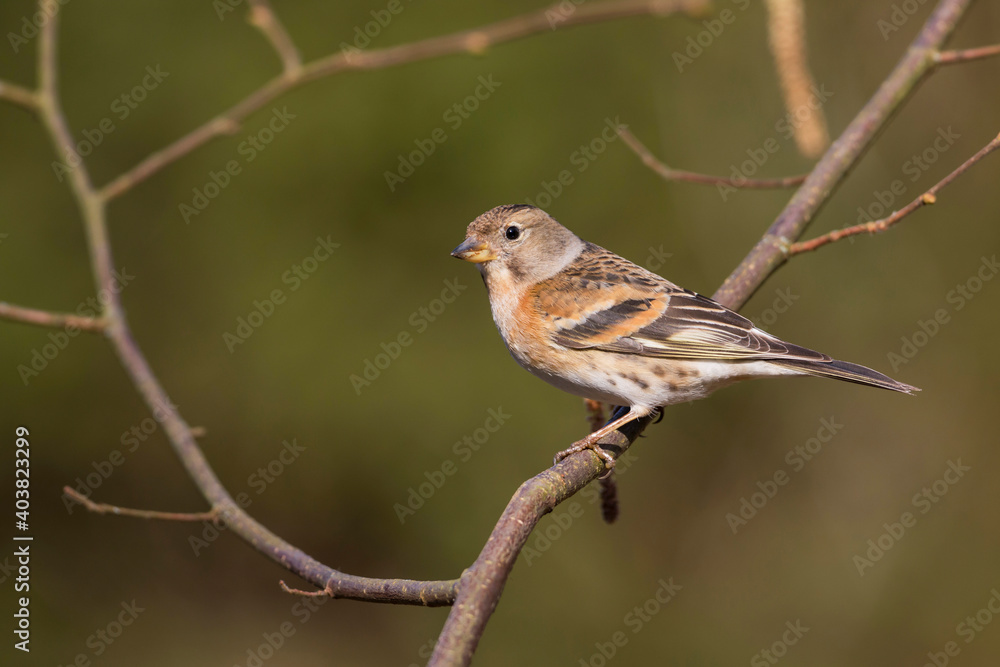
xmin=484 ymin=281 xmax=554 ymax=370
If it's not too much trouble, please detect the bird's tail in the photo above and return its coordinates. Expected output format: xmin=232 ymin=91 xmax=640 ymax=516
xmin=771 ymin=358 xmax=920 ymax=394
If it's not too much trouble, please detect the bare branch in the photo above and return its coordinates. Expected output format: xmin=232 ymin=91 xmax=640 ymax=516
xmin=103 ymin=273 xmax=461 ymax=606
xmin=789 ymin=132 xmax=1000 ymax=255
xmin=247 ymin=0 xmax=303 ymax=75
xmin=935 ymin=43 xmax=1000 ymax=65
xmin=98 ymin=0 xmax=707 ymax=201
xmin=0 ymin=302 xmax=106 ymax=331
xmin=619 ymin=127 xmax=807 ymax=189
xmin=34 ymin=0 xmax=457 ymax=609
xmin=280 ymin=581 xmax=333 ymax=597
xmin=0 ymin=79 xmax=38 ymax=111
xmin=598 ymin=466 xmax=620 ymax=524
xmin=430 ymin=2 xmax=977 ymax=663
xmin=764 ymin=0 xmax=829 ymax=158
xmin=429 ymin=410 xmax=655 ymax=666
xmin=584 ymin=400 xmax=620 ymax=524
xmin=584 ymin=399 xmax=606 ymax=434
xmin=714 ymin=0 xmax=974 ymax=311
xmin=63 ymin=487 xmax=219 ymax=521
xmin=15 ymin=0 xmax=992 ymax=663
xmin=37 ymin=0 xmax=111 ymax=299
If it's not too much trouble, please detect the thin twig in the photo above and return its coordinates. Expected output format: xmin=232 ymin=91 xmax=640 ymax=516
xmin=35 ymin=0 xmax=456 ymax=609
xmin=247 ymin=0 xmax=302 ymax=75
xmin=935 ymin=43 xmax=1000 ymax=65
xmin=0 ymin=302 xmax=106 ymax=331
xmin=789 ymin=132 xmax=1000 ymax=255
xmin=714 ymin=0 xmax=974 ymax=311
xmin=598 ymin=468 xmax=620 ymax=524
xmin=428 ymin=409 xmax=654 ymax=666
xmin=63 ymin=487 xmax=219 ymax=521
xmin=37 ymin=0 xmax=113 ymax=305
xmin=8 ymin=0 xmax=988 ymax=664
xmin=431 ymin=2 xmax=976 ymax=664
xmin=584 ymin=399 xmax=606 ymax=433
xmin=764 ymin=0 xmax=829 ymax=158
xmin=97 ymin=0 xmax=706 ymax=201
xmin=280 ymin=581 xmax=333 ymax=597
xmin=618 ymin=127 xmax=807 ymax=189
xmin=584 ymin=400 xmax=620 ymax=524
xmin=0 ymin=80 xmax=38 ymax=111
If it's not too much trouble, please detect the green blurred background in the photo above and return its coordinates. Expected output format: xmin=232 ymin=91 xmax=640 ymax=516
xmin=2 ymin=1 xmax=999 ymax=665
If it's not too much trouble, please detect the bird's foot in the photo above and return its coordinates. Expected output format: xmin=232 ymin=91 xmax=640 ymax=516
xmin=554 ymin=434 xmax=617 ymax=476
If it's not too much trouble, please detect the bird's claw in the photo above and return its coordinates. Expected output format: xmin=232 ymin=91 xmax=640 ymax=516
xmin=553 ymin=435 xmax=617 ymax=475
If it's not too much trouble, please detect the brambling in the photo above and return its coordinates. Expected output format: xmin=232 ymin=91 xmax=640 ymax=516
xmin=451 ymin=205 xmax=918 ymax=469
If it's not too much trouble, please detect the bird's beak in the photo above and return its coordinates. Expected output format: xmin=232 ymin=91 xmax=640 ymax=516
xmin=451 ymin=238 xmax=496 ymax=263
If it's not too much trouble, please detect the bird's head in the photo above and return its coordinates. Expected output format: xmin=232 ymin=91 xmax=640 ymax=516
xmin=451 ymin=204 xmax=584 ymax=285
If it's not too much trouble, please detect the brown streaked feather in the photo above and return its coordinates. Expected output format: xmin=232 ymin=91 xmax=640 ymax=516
xmin=554 ymin=294 xmax=669 ymax=348
xmin=627 ymin=290 xmax=834 ymax=362
xmin=543 ymin=243 xmax=834 ymax=364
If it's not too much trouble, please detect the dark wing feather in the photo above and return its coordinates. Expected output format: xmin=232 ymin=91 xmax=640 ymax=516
xmin=551 ymin=297 xmax=661 ymax=354
xmin=544 ymin=244 xmax=831 ymax=363
xmin=555 ymin=287 xmax=832 ymax=362
xmin=539 ymin=244 xmax=918 ymax=393
xmin=637 ymin=289 xmax=833 ymax=361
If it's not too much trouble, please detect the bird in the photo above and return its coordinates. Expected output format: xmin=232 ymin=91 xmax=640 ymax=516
xmin=450 ymin=204 xmax=918 ymax=470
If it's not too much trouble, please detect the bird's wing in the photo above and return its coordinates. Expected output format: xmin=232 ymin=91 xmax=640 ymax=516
xmin=538 ymin=244 xmax=831 ymax=363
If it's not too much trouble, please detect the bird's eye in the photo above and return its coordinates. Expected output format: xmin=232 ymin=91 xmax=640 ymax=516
xmin=505 ymin=225 xmax=521 ymax=241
